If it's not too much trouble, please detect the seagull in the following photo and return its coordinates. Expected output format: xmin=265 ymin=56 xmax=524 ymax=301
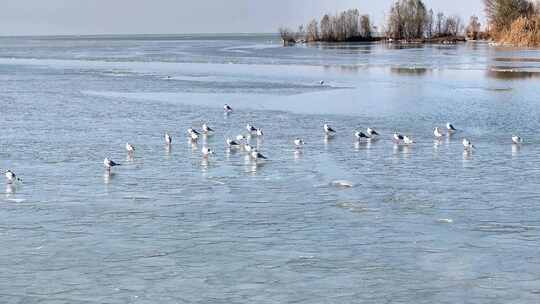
xmin=103 ymin=158 xmax=120 ymax=171
xmin=5 ymin=170 xmax=21 ymax=183
xmin=187 ymin=128 xmax=200 ymax=136
xmin=324 ymin=124 xmax=336 ymax=135
xmin=355 ymin=131 xmax=370 ymax=140
xmin=393 ymin=132 xmax=404 ymax=143
xmin=512 ymin=135 xmax=523 ymax=144
xmin=202 ymin=123 xmax=214 ymax=134
xmin=367 ymin=128 xmax=379 ymax=137
xmin=125 ymin=143 xmax=135 ymax=152
xmin=251 ymin=149 xmax=267 ymax=160
xmin=224 ymin=104 xmax=233 ymax=113
xmin=201 ymin=147 xmax=214 ymax=157
xmin=294 ymin=138 xmax=304 ymax=148
xmin=319 ymin=80 xmax=324 ymax=85
xmin=226 ymin=138 xmax=241 ymax=147
xmin=244 ymin=143 xmax=253 ymax=152
xmin=246 ymin=124 xmax=257 ymax=134
xmin=236 ymin=134 xmax=247 ymax=142
xmin=165 ymin=133 xmax=172 ymax=145
xmin=462 ymin=138 xmax=475 ymax=150
xmin=403 ymin=135 xmax=415 ymax=145
xmin=433 ymin=127 xmax=444 ymax=138
xmin=190 ymin=132 xmax=199 ymax=141
xmin=256 ymin=128 xmax=264 ymax=136
xmin=446 ymin=123 xmax=457 ymax=132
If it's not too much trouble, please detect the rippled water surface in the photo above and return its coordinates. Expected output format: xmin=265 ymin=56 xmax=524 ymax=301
xmin=1 ymin=34 xmax=540 ymax=303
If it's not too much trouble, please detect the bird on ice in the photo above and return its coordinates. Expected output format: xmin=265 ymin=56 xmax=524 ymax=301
xmin=103 ymin=158 xmax=120 ymax=171
xmin=367 ymin=128 xmax=379 ymax=137
xmin=512 ymin=135 xmax=523 ymax=144
xmin=294 ymin=138 xmax=304 ymax=148
xmin=246 ymin=124 xmax=257 ymax=134
xmin=324 ymin=124 xmax=336 ymax=135
xmin=433 ymin=127 xmax=444 ymax=138
xmin=319 ymin=80 xmax=324 ymax=85
xmin=355 ymin=131 xmax=370 ymax=140
xmin=125 ymin=143 xmax=135 ymax=153
xmin=202 ymin=123 xmax=214 ymax=134
xmin=4 ymin=170 xmax=21 ymax=183
xmin=251 ymin=149 xmax=267 ymax=160
xmin=165 ymin=133 xmax=172 ymax=145
xmin=187 ymin=128 xmax=200 ymax=136
xmin=462 ymin=138 xmax=475 ymax=150
xmin=224 ymin=104 xmax=233 ymax=113
xmin=446 ymin=123 xmax=457 ymax=132
xmin=201 ymin=147 xmax=214 ymax=157
xmin=256 ymin=128 xmax=264 ymax=136
xmin=190 ymin=132 xmax=199 ymax=142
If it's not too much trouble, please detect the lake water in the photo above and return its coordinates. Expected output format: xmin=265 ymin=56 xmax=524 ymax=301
xmin=1 ymin=34 xmax=540 ymax=303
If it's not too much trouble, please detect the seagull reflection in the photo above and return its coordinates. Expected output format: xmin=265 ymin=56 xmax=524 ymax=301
xmin=512 ymin=144 xmax=520 ymax=157
xmin=104 ymin=171 xmax=115 ymax=184
xmin=463 ymin=150 xmax=472 ymax=161
xmin=294 ymin=149 xmax=303 ymax=160
xmin=126 ymin=153 xmax=134 ymax=162
xmin=5 ymin=183 xmax=15 ymax=198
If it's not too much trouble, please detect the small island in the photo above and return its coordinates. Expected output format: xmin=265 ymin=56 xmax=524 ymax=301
xmin=279 ymin=0 xmax=540 ymax=47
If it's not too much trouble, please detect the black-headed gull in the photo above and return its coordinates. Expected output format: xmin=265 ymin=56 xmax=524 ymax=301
xmin=446 ymin=123 xmax=457 ymax=132
xmin=201 ymin=147 xmax=214 ymax=157
xmin=393 ymin=132 xmax=404 ymax=143
xmin=244 ymin=143 xmax=253 ymax=152
xmin=104 ymin=158 xmax=120 ymax=171
xmin=202 ymin=123 xmax=214 ymax=134
xmin=165 ymin=133 xmax=172 ymax=145
xmin=190 ymin=132 xmax=199 ymax=141
xmin=512 ymin=135 xmax=523 ymax=144
xmin=5 ymin=170 xmax=21 ymax=183
xmin=224 ymin=104 xmax=233 ymax=113
xmin=319 ymin=80 xmax=324 ymax=85
xmin=236 ymin=134 xmax=247 ymax=142
xmin=367 ymin=128 xmax=379 ymax=136
xmin=324 ymin=124 xmax=336 ymax=135
xmin=294 ymin=138 xmax=304 ymax=148
xmin=226 ymin=138 xmax=241 ymax=147
xmin=246 ymin=124 xmax=257 ymax=134
xmin=403 ymin=135 xmax=415 ymax=145
xmin=126 ymin=143 xmax=135 ymax=152
xmin=251 ymin=149 xmax=267 ymax=160
xmin=187 ymin=128 xmax=200 ymax=136
xmin=256 ymin=128 xmax=264 ymax=136
xmin=462 ymin=138 xmax=474 ymax=150
xmin=433 ymin=127 xmax=444 ymax=138
xmin=355 ymin=131 xmax=370 ymax=140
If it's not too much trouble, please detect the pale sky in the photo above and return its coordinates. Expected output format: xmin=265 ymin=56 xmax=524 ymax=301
xmin=1 ymin=0 xmax=485 ymax=36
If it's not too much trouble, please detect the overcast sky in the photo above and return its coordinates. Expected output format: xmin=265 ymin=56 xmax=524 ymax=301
xmin=1 ymin=0 xmax=485 ymax=36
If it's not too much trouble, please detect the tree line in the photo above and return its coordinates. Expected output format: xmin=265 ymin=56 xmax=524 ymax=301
xmin=484 ymin=0 xmax=540 ymax=47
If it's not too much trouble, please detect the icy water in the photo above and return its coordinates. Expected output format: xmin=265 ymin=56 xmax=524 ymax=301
xmin=1 ymin=34 xmax=540 ymax=303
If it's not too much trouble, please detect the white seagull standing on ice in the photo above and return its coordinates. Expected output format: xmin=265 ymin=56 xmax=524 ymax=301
xmin=324 ymin=124 xmax=336 ymax=135
xmin=512 ymin=135 xmax=523 ymax=144
xmin=355 ymin=131 xmax=370 ymax=140
xmin=403 ymin=135 xmax=415 ymax=145
xmin=367 ymin=128 xmax=379 ymax=137
xmin=462 ymin=138 xmax=475 ymax=150
xmin=5 ymin=170 xmax=20 ymax=183
xmin=251 ymin=149 xmax=267 ymax=160
xmin=246 ymin=124 xmax=257 ymax=134
xmin=165 ymin=133 xmax=172 ymax=145
xmin=103 ymin=158 xmax=120 ymax=171
xmin=187 ymin=128 xmax=200 ymax=136
xmin=224 ymin=104 xmax=233 ymax=113
xmin=319 ymin=80 xmax=325 ymax=85
xmin=446 ymin=123 xmax=457 ymax=132
xmin=226 ymin=138 xmax=241 ymax=148
xmin=201 ymin=147 xmax=214 ymax=157
xmin=256 ymin=128 xmax=264 ymax=136
xmin=126 ymin=143 xmax=135 ymax=153
xmin=202 ymin=123 xmax=214 ymax=134
xmin=294 ymin=138 xmax=304 ymax=148
xmin=434 ymin=127 xmax=444 ymax=139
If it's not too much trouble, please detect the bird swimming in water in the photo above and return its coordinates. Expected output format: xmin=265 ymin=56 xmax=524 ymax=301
xmin=462 ymin=138 xmax=475 ymax=150
xmin=165 ymin=133 xmax=172 ymax=145
xmin=202 ymin=123 xmax=214 ymax=134
xmin=103 ymin=158 xmax=120 ymax=171
xmin=256 ymin=128 xmax=264 ymax=136
xmin=324 ymin=124 xmax=336 ymax=135
xmin=512 ymin=135 xmax=523 ymax=144
xmin=367 ymin=128 xmax=379 ymax=137
xmin=224 ymin=104 xmax=233 ymax=113
xmin=433 ymin=127 xmax=444 ymax=138
xmin=4 ymin=170 xmax=21 ymax=183
xmin=126 ymin=143 xmax=135 ymax=153
xmin=355 ymin=131 xmax=370 ymax=140
xmin=393 ymin=132 xmax=404 ymax=143
xmin=294 ymin=138 xmax=304 ymax=148
xmin=251 ymin=149 xmax=267 ymax=160
xmin=201 ymin=147 xmax=214 ymax=157
xmin=446 ymin=123 xmax=457 ymax=132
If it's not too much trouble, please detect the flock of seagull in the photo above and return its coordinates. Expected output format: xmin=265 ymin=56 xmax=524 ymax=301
xmin=4 ymin=103 xmax=525 ymax=184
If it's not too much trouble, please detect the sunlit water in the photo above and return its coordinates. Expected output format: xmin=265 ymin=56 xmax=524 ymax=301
xmin=1 ymin=34 xmax=540 ymax=303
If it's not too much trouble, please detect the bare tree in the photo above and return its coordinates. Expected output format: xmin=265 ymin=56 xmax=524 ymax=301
xmin=484 ymin=0 xmax=534 ymax=32
xmin=466 ymin=15 xmax=481 ymax=39
xmin=386 ymin=0 xmax=427 ymax=40
xmin=278 ymin=27 xmax=296 ymax=45
xmin=306 ymin=19 xmax=319 ymax=42
xmin=320 ymin=14 xmax=331 ymax=41
xmin=360 ymin=15 xmax=372 ymax=38
xmin=435 ymin=12 xmax=445 ymax=36
xmin=426 ymin=9 xmax=434 ymax=38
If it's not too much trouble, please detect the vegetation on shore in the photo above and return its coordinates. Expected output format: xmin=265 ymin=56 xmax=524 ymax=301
xmin=485 ymin=0 xmax=540 ymax=47
xmin=279 ymin=0 xmax=488 ymax=45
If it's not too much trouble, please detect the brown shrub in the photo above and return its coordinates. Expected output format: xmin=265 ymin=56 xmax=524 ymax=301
xmin=498 ymin=16 xmax=540 ymax=47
